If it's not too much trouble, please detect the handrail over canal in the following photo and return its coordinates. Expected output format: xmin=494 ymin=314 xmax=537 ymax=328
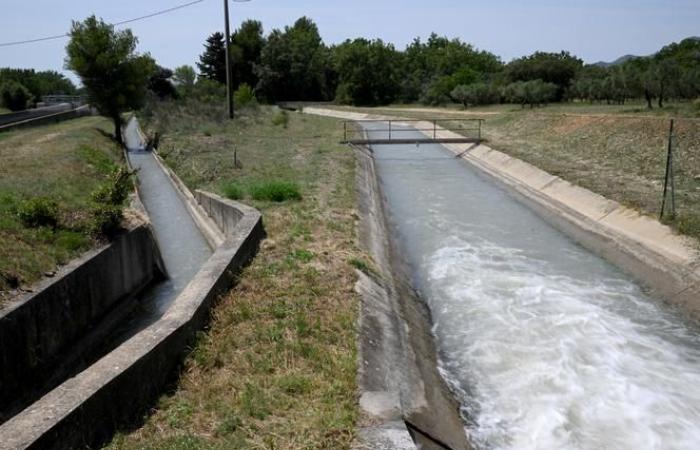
xmin=342 ymin=118 xmax=484 ymax=145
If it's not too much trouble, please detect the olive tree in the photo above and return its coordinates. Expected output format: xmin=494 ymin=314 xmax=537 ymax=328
xmin=65 ymin=16 xmax=155 ymax=144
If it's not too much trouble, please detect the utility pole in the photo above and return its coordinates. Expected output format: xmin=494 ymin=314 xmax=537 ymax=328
xmin=223 ymin=0 xmax=234 ymax=119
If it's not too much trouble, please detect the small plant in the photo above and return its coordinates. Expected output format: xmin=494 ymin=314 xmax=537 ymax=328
xmin=349 ymin=257 xmax=378 ymax=276
xmin=89 ymin=167 xmax=135 ymax=237
xmin=271 ymin=110 xmax=289 ymax=128
xmin=233 ymin=83 xmax=257 ymax=108
xmin=249 ymin=180 xmax=301 ymax=202
xmin=222 ymin=181 xmax=244 ymax=200
xmin=18 ymin=197 xmax=59 ymax=229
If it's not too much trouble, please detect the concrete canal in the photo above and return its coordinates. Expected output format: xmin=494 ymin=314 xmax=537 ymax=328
xmin=361 ymin=122 xmax=700 ymax=450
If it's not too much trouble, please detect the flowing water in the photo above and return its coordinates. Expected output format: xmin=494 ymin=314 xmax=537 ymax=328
xmin=123 ymin=118 xmax=211 ymax=323
xmin=362 ymin=122 xmax=700 ymax=450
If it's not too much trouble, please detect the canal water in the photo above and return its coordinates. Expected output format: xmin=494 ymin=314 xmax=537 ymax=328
xmin=362 ymin=122 xmax=700 ymax=450
xmin=123 ymin=118 xmax=211 ymax=321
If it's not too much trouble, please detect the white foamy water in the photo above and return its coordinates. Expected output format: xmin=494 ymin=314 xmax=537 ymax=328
xmin=363 ymin=122 xmax=700 ymax=450
xmin=427 ymin=236 xmax=700 ymax=449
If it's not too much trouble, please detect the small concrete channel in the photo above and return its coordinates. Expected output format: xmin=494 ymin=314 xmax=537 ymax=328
xmin=354 ymin=120 xmax=700 ymax=450
xmin=0 ymin=117 xmax=264 ymax=449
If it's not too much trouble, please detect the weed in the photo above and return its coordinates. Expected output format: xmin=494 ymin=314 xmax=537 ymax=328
xmin=289 ymin=249 xmax=314 ymax=263
xmin=271 ymin=110 xmax=289 ymax=128
xmin=17 ymin=197 xmax=59 ymax=229
xmin=249 ymin=180 xmax=301 ymax=202
xmin=241 ymin=383 xmax=270 ymax=420
xmin=233 ymin=83 xmax=257 ymax=108
xmin=277 ymin=374 xmax=311 ymax=395
xmin=348 ymin=257 xmax=375 ymax=276
xmin=221 ymin=181 xmax=244 ymax=200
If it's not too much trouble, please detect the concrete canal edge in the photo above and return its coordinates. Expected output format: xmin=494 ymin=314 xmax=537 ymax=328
xmin=304 ymin=107 xmax=700 ymax=322
xmin=0 ymin=190 xmax=264 ymax=449
xmin=0 ymin=222 xmax=165 ymax=423
xmin=353 ymin=145 xmax=471 ymax=450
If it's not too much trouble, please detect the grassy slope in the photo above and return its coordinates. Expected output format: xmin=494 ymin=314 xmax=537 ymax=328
xmin=0 ymin=117 xmax=122 ymax=302
xmin=332 ymin=102 xmax=700 ymax=241
xmin=108 ymin=104 xmax=362 ymax=450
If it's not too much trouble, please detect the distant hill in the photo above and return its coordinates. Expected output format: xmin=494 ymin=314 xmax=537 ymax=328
xmin=593 ymin=36 xmax=700 ymax=68
xmin=593 ymin=55 xmax=638 ymax=68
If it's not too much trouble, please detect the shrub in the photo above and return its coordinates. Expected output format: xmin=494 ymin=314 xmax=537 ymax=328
xmin=249 ymin=180 xmax=301 ymax=202
xmin=0 ymin=80 xmax=32 ymax=111
xmin=18 ymin=197 xmax=59 ymax=229
xmin=90 ymin=204 xmax=123 ymax=237
xmin=233 ymin=83 xmax=257 ymax=108
xmin=271 ymin=110 xmax=289 ymax=128
xmin=89 ymin=167 xmax=135 ymax=237
xmin=222 ymin=181 xmax=244 ymax=200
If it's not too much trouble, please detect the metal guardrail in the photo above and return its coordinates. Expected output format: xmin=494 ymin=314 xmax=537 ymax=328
xmin=343 ymin=118 xmax=484 ymax=145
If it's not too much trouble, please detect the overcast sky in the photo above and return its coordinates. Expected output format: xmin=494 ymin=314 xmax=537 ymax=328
xmin=1 ymin=0 xmax=698 ymax=82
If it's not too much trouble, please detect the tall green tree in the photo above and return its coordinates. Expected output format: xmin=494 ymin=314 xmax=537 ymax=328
xmin=197 ymin=32 xmax=227 ymax=84
xmin=256 ymin=17 xmax=333 ymax=102
xmin=65 ymin=15 xmax=155 ymax=144
xmin=0 ymin=80 xmax=32 ymax=111
xmin=230 ymin=20 xmax=265 ymax=89
xmin=333 ymin=39 xmax=401 ymax=105
xmin=505 ymin=51 xmax=583 ymax=101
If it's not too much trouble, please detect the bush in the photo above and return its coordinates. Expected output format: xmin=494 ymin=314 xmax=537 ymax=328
xmin=193 ymin=78 xmax=226 ymax=103
xmin=234 ymin=83 xmax=257 ymax=108
xmin=18 ymin=197 xmax=59 ymax=228
xmin=89 ymin=167 xmax=134 ymax=237
xmin=249 ymin=181 xmax=301 ymax=202
xmin=0 ymin=80 xmax=32 ymax=111
xmin=222 ymin=181 xmax=244 ymax=200
xmin=271 ymin=110 xmax=289 ymax=128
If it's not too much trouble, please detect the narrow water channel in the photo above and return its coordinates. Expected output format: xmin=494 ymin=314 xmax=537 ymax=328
xmin=361 ymin=122 xmax=700 ymax=450
xmin=122 ymin=118 xmax=211 ymax=324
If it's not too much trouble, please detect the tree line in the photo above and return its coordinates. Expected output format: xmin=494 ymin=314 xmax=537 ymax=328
xmin=0 ymin=68 xmax=77 ymax=111
xmin=182 ymin=17 xmax=700 ymax=109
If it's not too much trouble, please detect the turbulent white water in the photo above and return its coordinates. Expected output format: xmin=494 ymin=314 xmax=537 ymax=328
xmin=364 ymin=123 xmax=700 ymax=450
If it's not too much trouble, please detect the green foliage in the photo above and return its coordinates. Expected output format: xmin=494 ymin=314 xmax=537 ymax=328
xmin=172 ymin=65 xmax=197 ymax=97
xmin=271 ymin=110 xmax=289 ymax=128
xmin=17 ymin=197 xmax=59 ymax=229
xmin=0 ymin=68 xmax=76 ymax=103
xmin=451 ymin=82 xmax=499 ymax=107
xmin=333 ymin=38 xmax=401 ymax=105
xmin=230 ymin=20 xmax=265 ymax=90
xmin=505 ymin=51 xmax=583 ymax=101
xmin=233 ymin=83 xmax=256 ymax=108
xmin=192 ymin=78 xmax=227 ymax=103
xmin=256 ymin=17 xmax=334 ymax=102
xmin=197 ymin=32 xmax=227 ymax=84
xmin=148 ymin=66 xmax=177 ymax=99
xmin=0 ymin=80 xmax=32 ymax=111
xmin=222 ymin=181 xmax=244 ymax=200
xmin=504 ymin=79 xmax=558 ymax=107
xmin=66 ymin=16 xmax=155 ymax=144
xmin=249 ymin=180 xmax=301 ymax=202
xmin=89 ymin=167 xmax=134 ymax=237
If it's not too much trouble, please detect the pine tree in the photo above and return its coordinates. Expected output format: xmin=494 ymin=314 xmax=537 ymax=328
xmin=197 ymin=32 xmax=227 ymax=84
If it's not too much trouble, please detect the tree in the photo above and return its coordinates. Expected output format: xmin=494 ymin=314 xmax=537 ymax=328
xmin=148 ymin=66 xmax=177 ymax=99
xmin=0 ymin=80 xmax=32 ymax=111
xmin=0 ymin=68 xmax=77 ymax=103
xmin=256 ymin=17 xmax=334 ymax=102
xmin=333 ymin=38 xmax=401 ymax=105
xmin=65 ymin=16 xmax=155 ymax=144
xmin=197 ymin=32 xmax=227 ymax=84
xmin=505 ymin=51 xmax=583 ymax=101
xmin=230 ymin=20 xmax=265 ymax=89
xmin=172 ymin=65 xmax=197 ymax=97
xmin=451 ymin=82 xmax=498 ymax=108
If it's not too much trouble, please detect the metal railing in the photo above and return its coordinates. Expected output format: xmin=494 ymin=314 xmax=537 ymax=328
xmin=343 ymin=118 xmax=483 ymax=145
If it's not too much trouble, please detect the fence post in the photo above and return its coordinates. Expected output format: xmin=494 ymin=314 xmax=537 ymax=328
xmin=433 ymin=120 xmax=437 ymax=139
xmin=389 ymin=120 xmax=392 ymax=140
xmin=660 ymin=119 xmax=676 ymax=220
xmin=478 ymin=120 xmax=482 ymax=143
xmin=344 ymin=121 xmax=347 ymax=142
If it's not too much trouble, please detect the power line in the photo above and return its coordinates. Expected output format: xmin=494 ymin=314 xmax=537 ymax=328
xmin=0 ymin=0 xmax=206 ymax=48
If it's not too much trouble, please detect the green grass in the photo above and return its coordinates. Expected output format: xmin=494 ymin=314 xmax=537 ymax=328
xmin=107 ymin=104 xmax=361 ymax=450
xmin=249 ymin=180 xmax=301 ymax=202
xmin=0 ymin=117 xmax=123 ymax=303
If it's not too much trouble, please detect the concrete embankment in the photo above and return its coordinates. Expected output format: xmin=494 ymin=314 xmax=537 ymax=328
xmin=0 ymin=222 xmax=165 ymax=423
xmin=0 ymin=191 xmax=264 ymax=450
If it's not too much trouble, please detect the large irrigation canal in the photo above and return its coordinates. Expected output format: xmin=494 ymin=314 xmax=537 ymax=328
xmin=361 ymin=122 xmax=700 ymax=449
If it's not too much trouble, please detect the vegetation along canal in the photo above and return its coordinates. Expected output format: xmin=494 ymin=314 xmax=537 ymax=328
xmin=361 ymin=122 xmax=700 ymax=449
